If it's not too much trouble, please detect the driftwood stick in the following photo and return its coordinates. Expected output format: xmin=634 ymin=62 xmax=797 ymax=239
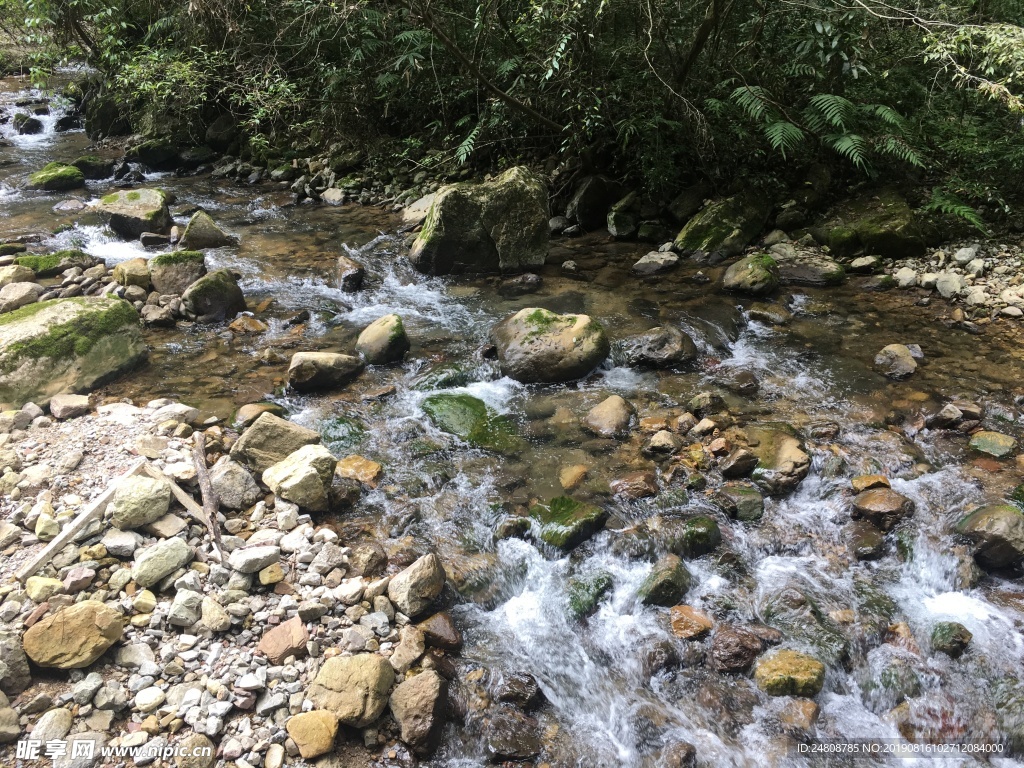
xmin=191 ymin=432 xmax=224 ymax=558
xmin=15 ymin=458 xmax=147 ymax=583
xmin=140 ymin=464 xmax=222 ymax=562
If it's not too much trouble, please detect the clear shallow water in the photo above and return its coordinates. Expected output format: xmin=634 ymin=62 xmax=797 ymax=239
xmin=3 ymin=78 xmax=1024 ymax=767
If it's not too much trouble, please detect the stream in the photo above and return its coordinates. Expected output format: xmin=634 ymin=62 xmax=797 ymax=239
xmin=4 ymin=74 xmax=1024 ymax=767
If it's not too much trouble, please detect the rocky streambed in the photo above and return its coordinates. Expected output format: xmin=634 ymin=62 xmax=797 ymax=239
xmin=3 ymin=74 xmax=1024 ymax=768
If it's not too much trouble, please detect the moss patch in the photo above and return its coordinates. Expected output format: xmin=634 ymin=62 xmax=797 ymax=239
xmin=528 ymin=496 xmax=608 ymax=549
xmin=27 ymin=162 xmax=85 ymax=192
xmin=567 ymin=572 xmax=613 ymax=619
xmin=15 ymin=250 xmax=93 ymax=278
xmin=0 ymin=244 xmax=27 ymax=256
xmin=150 ymin=250 xmax=205 ymax=268
xmin=0 ymin=298 xmax=139 ymax=373
xmin=421 ymin=393 xmax=521 ymax=453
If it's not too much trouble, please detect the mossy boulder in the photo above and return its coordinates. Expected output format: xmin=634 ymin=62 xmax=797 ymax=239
xmin=637 ymin=554 xmax=692 ymax=606
xmin=0 ymin=244 xmax=27 ymax=256
xmin=528 ymin=496 xmax=608 ymax=550
xmin=761 ymin=586 xmax=849 ymax=664
xmin=0 ymin=297 xmax=146 ymax=407
xmin=931 ymin=621 xmax=972 ymax=658
xmin=490 ymin=308 xmax=610 ymax=383
xmin=717 ymin=482 xmax=765 ymax=521
xmin=567 ymin=572 xmax=613 ymax=619
xmin=954 ymin=504 xmax=1024 ymax=570
xmin=421 ymin=393 xmax=521 ymax=453
xmin=824 ymin=188 xmax=925 ymax=258
xmin=125 ymin=137 xmax=181 ymax=170
xmin=181 ymin=269 xmax=246 ymax=322
xmin=15 ymin=250 xmax=97 ymax=278
xmin=746 ymin=423 xmax=811 ymax=496
xmin=673 ymin=193 xmax=769 ymax=263
xmin=722 ymin=254 xmax=780 ymax=296
xmin=149 ymin=250 xmax=207 ymax=295
xmin=409 ymin=166 xmax=548 ymax=275
xmin=754 ymin=649 xmax=826 ymax=696
xmin=112 ymin=257 xmax=151 ymax=290
xmin=644 ymin=514 xmax=722 ymax=558
xmin=71 ymin=155 xmax=114 ymax=180
xmin=84 ymin=92 xmax=130 ymax=139
xmin=355 ymin=314 xmax=410 ymax=365
xmin=26 ymin=162 xmax=85 ymax=192
xmin=13 ymin=113 xmax=43 ymax=134
xmin=968 ymin=431 xmax=1016 ymax=459
xmin=98 ymin=189 xmax=173 ymax=239
xmin=179 ymin=210 xmax=237 ymax=249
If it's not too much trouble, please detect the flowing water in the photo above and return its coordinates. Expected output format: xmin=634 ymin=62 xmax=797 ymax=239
xmin=4 ymin=75 xmax=1024 ymax=767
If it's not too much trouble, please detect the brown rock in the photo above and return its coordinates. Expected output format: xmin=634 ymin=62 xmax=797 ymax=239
xmin=417 ymin=612 xmax=463 ymax=651
xmin=851 ymin=488 xmax=915 ymax=531
xmin=389 ymin=669 xmax=447 ymax=755
xmin=708 ymin=625 xmax=764 ymax=672
xmin=610 ymin=470 xmax=658 ymax=499
xmin=307 ymin=653 xmax=396 ymax=726
xmin=669 ymin=606 xmax=713 ymax=640
xmin=286 ymin=710 xmax=338 ymax=759
xmin=335 ymin=455 xmax=383 ymax=488
xmin=257 ymin=616 xmax=308 ymax=664
xmin=22 ymin=600 xmax=123 ymax=669
xmin=851 ymin=474 xmax=890 ymax=493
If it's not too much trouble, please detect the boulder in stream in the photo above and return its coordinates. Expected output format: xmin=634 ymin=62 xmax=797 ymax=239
xmin=98 ymin=188 xmax=173 ymax=239
xmin=287 ymin=352 xmax=364 ymax=392
xmin=26 ymin=162 xmax=85 ymax=192
xmin=421 ymin=393 xmax=520 ymax=453
xmin=230 ymin=412 xmax=322 ymax=474
xmin=409 ymin=166 xmax=548 ymax=274
xmin=955 ymin=503 xmax=1024 ymax=570
xmin=149 ymin=250 xmax=207 ymax=295
xmin=181 ymin=269 xmax=246 ymax=322
xmin=491 ymin=307 xmax=610 ymax=383
xmin=14 ymin=249 xmax=97 ymax=278
xmin=754 ymin=649 xmax=826 ymax=696
xmin=746 ymin=424 xmax=811 ymax=495
xmin=0 ymin=297 xmax=146 ymax=407
xmin=179 ymin=210 xmax=238 ymax=249
xmin=722 ymin=254 xmax=780 ymax=296
xmin=528 ymin=496 xmax=608 ymax=550
xmin=637 ymin=554 xmax=692 ymax=606
xmin=355 ymin=313 xmax=410 ymax=364
xmin=673 ymin=193 xmax=769 ymax=263
xmin=389 ymin=669 xmax=447 ymax=755
xmin=619 ymin=325 xmax=697 ymax=368
xmin=874 ymin=343 xmax=917 ymax=379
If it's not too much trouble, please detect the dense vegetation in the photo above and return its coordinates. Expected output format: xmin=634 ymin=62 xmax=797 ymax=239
xmin=4 ymin=0 xmax=1024 ymax=216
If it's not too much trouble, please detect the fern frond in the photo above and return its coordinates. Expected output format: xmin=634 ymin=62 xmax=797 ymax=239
xmin=825 ymin=132 xmax=870 ymax=171
xmin=455 ymin=124 xmax=481 ymax=165
xmin=808 ymin=93 xmax=856 ymax=130
xmin=730 ymin=85 xmax=772 ymax=121
xmin=875 ymin=134 xmax=925 ymax=168
xmin=764 ymin=121 xmax=805 ymax=158
xmin=923 ymin=188 xmax=989 ymax=234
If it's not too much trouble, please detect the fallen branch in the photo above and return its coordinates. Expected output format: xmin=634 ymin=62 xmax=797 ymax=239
xmin=141 ymin=464 xmax=224 ymax=563
xmin=15 ymin=459 xmax=147 ymax=583
xmin=192 ymin=433 xmax=225 ymax=558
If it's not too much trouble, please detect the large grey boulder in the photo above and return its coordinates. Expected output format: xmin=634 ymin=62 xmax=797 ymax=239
xmin=209 ymin=457 xmax=261 ymax=510
xmin=149 ymin=251 xmax=207 ymax=295
xmin=619 ymin=326 xmax=697 ymax=368
xmin=722 ymin=254 xmax=780 ymax=296
xmin=287 ymin=352 xmax=363 ymax=392
xmin=0 ymin=282 xmax=43 ymax=314
xmin=409 ymin=166 xmax=548 ymax=275
xmin=490 ymin=308 xmax=610 ymax=383
xmin=179 ymin=211 xmax=237 ymax=249
xmin=674 ymin=194 xmax=769 ymax=263
xmin=0 ymin=298 xmax=146 ymax=408
xmin=98 ymin=189 xmax=173 ymax=239
xmin=181 ymin=269 xmax=246 ymax=323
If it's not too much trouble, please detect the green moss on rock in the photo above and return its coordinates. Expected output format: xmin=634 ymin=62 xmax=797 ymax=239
xmin=15 ymin=250 xmax=94 ymax=278
xmin=150 ymin=250 xmax=205 ymax=268
xmin=26 ymin=162 xmax=85 ymax=192
xmin=421 ymin=393 xmax=521 ymax=453
xmin=568 ymin=572 xmax=613 ymax=619
xmin=528 ymin=496 xmax=608 ymax=549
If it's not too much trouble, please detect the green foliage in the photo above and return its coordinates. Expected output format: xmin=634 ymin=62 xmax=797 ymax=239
xmin=923 ymin=187 xmax=989 ymax=234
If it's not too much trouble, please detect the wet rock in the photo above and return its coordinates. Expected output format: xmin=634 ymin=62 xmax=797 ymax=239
xmin=417 ymin=612 xmax=463 ymax=650
xmin=669 ymin=605 xmax=713 ymax=640
xmin=709 ymin=625 xmax=764 ymax=672
xmin=644 ymin=514 xmax=722 ymax=558
xmin=747 ymin=302 xmax=792 ymax=325
xmin=529 ymin=496 xmax=608 ymax=550
xmin=851 ymin=488 xmax=915 ymax=531
xmin=230 ymin=412 xmax=321 ymax=474
xmin=931 ymin=621 xmax=972 ymax=658
xmin=286 ymin=710 xmax=338 ymax=759
xmin=355 ymin=313 xmax=410 ymax=364
xmin=491 ymin=307 xmax=610 ymax=383
xmin=209 ymin=456 xmax=261 ymax=510
xmin=410 ymin=166 xmax=548 ymax=274
xmin=421 ymin=393 xmax=520 ymax=453
xmin=716 ymin=482 xmax=764 ymax=521
xmin=722 ymin=254 xmax=779 ymax=296
xmin=674 ymin=194 xmax=769 ymax=262
xmin=619 ymin=326 xmax=697 ymax=368
xmin=611 ymin=470 xmax=659 ymax=499
xmin=632 ymin=251 xmax=679 ymax=275
xmin=720 ymin=449 xmax=758 ymax=479
xmin=746 ymin=425 xmax=811 ymax=496
xmin=286 ymin=351 xmax=364 ymax=392
xmin=847 ymin=520 xmax=885 ymax=560
xmin=874 ymin=344 xmax=917 ymax=379
xmin=336 ymin=455 xmax=383 ymax=489
xmin=769 ymin=243 xmax=845 ymax=286
xmin=14 ymin=113 xmax=43 ymax=134
xmin=26 ymin=162 xmax=86 ymax=192
xmin=495 ymin=672 xmax=542 ymax=711
xmin=337 ymin=254 xmax=365 ymax=292
xmin=637 ymin=554 xmax=692 ymax=606
xmin=22 ymin=600 xmax=123 ymax=669
xmin=0 ymin=297 xmax=146 ymax=408
xmin=109 ymin=475 xmax=171 ymax=530
xmin=388 ymin=553 xmax=446 ymax=617
xmin=582 ymin=394 xmax=634 ymax=438
xmin=954 ymin=504 xmax=1024 ymax=570
xmin=308 ymin=653 xmax=396 ymax=726
xmin=497 ymin=272 xmax=542 ymax=297
xmin=825 ymin=188 xmax=924 ymax=258
xmin=754 ymin=649 xmax=826 ymax=696
xmin=179 ymin=210 xmax=236 ymax=249
xmin=969 ymin=430 xmax=1016 ymax=459
xmin=131 ymin=537 xmax=193 ymax=587
xmin=485 ymin=709 xmax=542 ymax=762
xmin=389 ymin=669 xmax=447 ymax=755
xmin=99 ymin=188 xmax=172 ymax=238
xmin=181 ymin=269 xmax=246 ymax=322
xmin=851 ymin=474 xmax=890 ymax=493
xmin=257 ymin=615 xmax=309 ymax=664
xmin=263 ymin=444 xmax=337 ymax=512
xmin=16 ymin=249 xmax=98 ymax=278
xmin=567 ymin=572 xmax=613 ymax=619
xmin=149 ymin=250 xmax=206 ymax=295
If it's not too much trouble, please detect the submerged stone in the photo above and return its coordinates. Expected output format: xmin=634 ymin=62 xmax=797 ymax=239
xmin=421 ymin=393 xmax=520 ymax=453
xmin=528 ymin=496 xmax=608 ymax=550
